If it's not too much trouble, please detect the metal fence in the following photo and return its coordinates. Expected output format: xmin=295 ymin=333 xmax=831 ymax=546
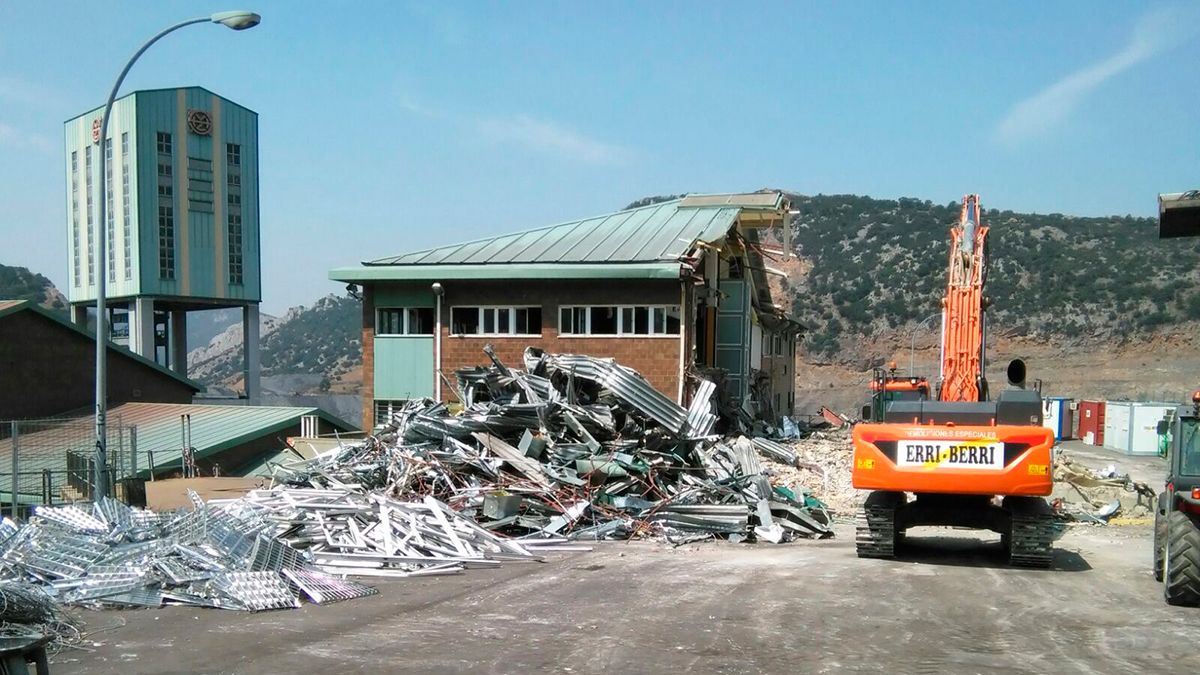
xmin=0 ymin=416 xmax=138 ymax=518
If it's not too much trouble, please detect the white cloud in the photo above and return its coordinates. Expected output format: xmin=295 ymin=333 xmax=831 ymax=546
xmin=0 ymin=121 xmax=54 ymax=154
xmin=477 ymin=115 xmax=633 ymax=165
xmin=995 ymin=7 xmax=1199 ymax=144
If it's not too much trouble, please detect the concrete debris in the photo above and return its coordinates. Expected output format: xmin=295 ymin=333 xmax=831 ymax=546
xmin=1051 ymin=452 xmax=1157 ymax=523
xmin=267 ymin=347 xmax=834 ymax=543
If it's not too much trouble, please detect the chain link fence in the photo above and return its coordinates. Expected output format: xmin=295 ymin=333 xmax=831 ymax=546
xmin=0 ymin=416 xmax=140 ymax=518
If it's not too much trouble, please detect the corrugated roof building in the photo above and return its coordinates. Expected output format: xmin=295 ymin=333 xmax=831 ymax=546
xmin=0 ymin=402 xmax=355 ymax=507
xmin=330 ymin=192 xmax=803 ymax=430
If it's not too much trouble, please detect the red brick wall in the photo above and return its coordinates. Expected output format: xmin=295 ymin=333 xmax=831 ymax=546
xmin=368 ymin=278 xmax=687 ymax=406
xmin=440 ymin=278 xmax=684 ymax=402
xmin=0 ymin=311 xmax=196 ymax=420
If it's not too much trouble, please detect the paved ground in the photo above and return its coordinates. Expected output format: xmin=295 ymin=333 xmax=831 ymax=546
xmin=49 ymin=443 xmax=1188 ymax=674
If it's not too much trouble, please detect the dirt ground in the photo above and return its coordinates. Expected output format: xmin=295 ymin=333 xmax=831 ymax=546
xmin=48 ymin=522 xmax=1188 ymax=675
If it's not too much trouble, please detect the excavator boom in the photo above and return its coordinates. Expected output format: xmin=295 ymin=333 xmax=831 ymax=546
xmin=939 ymin=195 xmax=988 ymax=403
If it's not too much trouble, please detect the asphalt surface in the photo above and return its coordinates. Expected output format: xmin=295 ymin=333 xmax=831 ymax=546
xmin=49 ymin=443 xmax=1188 ymax=674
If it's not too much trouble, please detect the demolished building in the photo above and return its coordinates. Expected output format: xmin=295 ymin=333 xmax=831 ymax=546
xmin=330 ymin=192 xmax=804 ymax=431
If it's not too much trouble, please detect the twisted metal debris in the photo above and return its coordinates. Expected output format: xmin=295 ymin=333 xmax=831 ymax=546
xmin=266 ymin=347 xmax=832 ymax=544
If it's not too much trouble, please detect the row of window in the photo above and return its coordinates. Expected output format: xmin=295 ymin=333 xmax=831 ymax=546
xmin=375 ymin=305 xmax=681 ymax=337
xmin=157 ymin=138 xmax=175 ymax=281
xmin=70 ymin=132 xmax=245 ymax=286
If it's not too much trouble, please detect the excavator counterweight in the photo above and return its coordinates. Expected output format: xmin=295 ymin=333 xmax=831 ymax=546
xmin=850 ymin=195 xmax=1056 ymax=567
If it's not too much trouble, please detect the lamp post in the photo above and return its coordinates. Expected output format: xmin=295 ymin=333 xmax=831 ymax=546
xmin=92 ymin=11 xmax=260 ymax=499
xmin=909 ymin=311 xmax=941 ymax=376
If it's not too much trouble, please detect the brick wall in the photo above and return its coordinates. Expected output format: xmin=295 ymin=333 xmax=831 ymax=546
xmin=365 ymin=278 xmax=688 ymax=408
xmin=0 ymin=311 xmax=196 ymax=420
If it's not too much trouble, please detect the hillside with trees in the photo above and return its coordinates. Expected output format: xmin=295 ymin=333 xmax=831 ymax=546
xmin=780 ymin=194 xmax=1200 ymax=361
xmin=0 ymin=263 xmax=66 ymax=310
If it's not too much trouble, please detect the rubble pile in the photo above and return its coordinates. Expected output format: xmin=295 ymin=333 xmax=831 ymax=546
xmin=1051 ymin=451 xmax=1157 ymax=523
xmin=753 ymin=431 xmax=857 ymax=515
xmin=268 ymin=347 xmax=834 ymax=543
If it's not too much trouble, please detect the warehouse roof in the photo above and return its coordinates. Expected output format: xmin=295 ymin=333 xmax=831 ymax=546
xmin=0 ymin=299 xmax=202 ymax=392
xmin=0 ymin=403 xmax=354 ymax=504
xmin=330 ymin=192 xmax=789 ymax=282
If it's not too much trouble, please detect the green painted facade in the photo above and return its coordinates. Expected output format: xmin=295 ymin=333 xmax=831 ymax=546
xmin=65 ymin=87 xmax=260 ymax=304
xmin=374 ymin=337 xmax=435 ymax=400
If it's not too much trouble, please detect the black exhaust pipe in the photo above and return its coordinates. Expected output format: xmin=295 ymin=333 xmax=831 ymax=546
xmin=1007 ymin=359 xmax=1026 ymax=389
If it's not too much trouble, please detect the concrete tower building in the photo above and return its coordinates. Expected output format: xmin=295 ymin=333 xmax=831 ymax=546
xmin=64 ymin=86 xmax=260 ymax=401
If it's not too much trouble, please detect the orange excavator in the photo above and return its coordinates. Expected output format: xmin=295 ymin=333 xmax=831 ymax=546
xmin=851 ymin=195 xmax=1057 ymax=567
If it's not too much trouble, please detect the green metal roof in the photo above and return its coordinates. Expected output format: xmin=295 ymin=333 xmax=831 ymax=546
xmin=0 ymin=300 xmax=202 ymax=392
xmin=329 ymin=192 xmax=787 ymax=282
xmin=0 ymin=403 xmax=356 ymax=503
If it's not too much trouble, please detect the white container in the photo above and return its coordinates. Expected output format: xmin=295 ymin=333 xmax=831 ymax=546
xmin=1103 ymin=402 xmax=1132 ymax=452
xmin=1041 ymin=398 xmax=1074 ymax=441
xmin=1128 ymin=403 xmax=1175 ymax=456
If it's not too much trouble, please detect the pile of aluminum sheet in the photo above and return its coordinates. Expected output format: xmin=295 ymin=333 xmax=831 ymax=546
xmin=0 ymin=496 xmax=377 ymax=612
xmin=267 ymin=346 xmax=832 ymax=543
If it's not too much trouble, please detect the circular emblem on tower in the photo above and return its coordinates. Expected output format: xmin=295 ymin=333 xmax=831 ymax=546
xmin=91 ymin=117 xmax=103 ymax=143
xmin=187 ymin=109 xmax=212 ymax=136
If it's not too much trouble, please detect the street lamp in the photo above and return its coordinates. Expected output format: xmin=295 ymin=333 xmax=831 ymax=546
xmin=92 ymin=11 xmax=260 ymax=499
xmin=909 ymin=311 xmax=941 ymax=376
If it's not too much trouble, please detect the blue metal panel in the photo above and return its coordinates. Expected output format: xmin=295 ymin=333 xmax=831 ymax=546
xmin=715 ymin=279 xmax=750 ymax=401
xmin=374 ymin=337 xmax=434 ymax=399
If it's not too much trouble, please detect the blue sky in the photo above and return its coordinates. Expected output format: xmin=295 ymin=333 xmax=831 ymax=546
xmin=1 ymin=1 xmax=1197 ymax=314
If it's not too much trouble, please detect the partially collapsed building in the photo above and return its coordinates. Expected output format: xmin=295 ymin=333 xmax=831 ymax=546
xmin=330 ymin=191 xmax=803 ymax=430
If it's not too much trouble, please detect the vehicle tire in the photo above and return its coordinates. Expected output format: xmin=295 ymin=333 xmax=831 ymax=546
xmin=1164 ymin=510 xmax=1200 ymax=606
xmin=1153 ymin=498 xmax=1167 ymax=582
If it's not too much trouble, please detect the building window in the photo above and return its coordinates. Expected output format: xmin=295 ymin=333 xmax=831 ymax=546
xmin=450 ymin=306 xmax=541 ymax=336
xmin=158 ymin=184 xmax=173 ymax=197
xmin=227 ymin=172 xmax=240 ymax=186
xmin=559 ymin=305 xmax=681 ymax=336
xmin=374 ymin=400 xmax=407 ymax=427
xmin=71 ymin=151 xmax=80 ymax=287
xmin=226 ymin=143 xmax=241 ymax=166
xmin=158 ymin=205 xmax=175 ymax=280
xmin=376 ymin=307 xmax=435 ymax=335
xmin=105 ymin=139 xmax=116 ymax=282
xmin=227 ymin=193 xmax=241 ymax=207
xmin=158 ymin=162 xmax=172 ymax=177
xmin=121 ymin=132 xmax=132 ymax=281
xmin=85 ymin=146 xmax=94 ymax=285
xmin=187 ymin=156 xmax=213 ymax=213
xmin=156 ymin=131 xmax=172 ymax=154
xmin=227 ymin=213 xmax=243 ymax=285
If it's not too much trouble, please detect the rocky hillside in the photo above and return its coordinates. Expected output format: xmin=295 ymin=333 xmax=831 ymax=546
xmin=0 ymin=263 xmax=66 ymax=310
xmin=188 ymin=294 xmax=361 ymax=392
xmin=780 ymin=193 xmax=1200 ymax=363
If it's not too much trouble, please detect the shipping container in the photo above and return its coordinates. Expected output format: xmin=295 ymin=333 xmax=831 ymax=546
xmin=1102 ymin=401 xmax=1176 ymax=455
xmin=1041 ymin=397 xmax=1074 ymax=441
xmin=1129 ymin=403 xmax=1176 ymax=456
xmin=1078 ymin=400 xmax=1105 ymax=446
xmin=1104 ymin=402 xmax=1132 ymax=453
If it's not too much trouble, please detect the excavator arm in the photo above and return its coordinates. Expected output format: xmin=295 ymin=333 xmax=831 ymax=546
xmin=938 ymin=194 xmax=989 ymax=403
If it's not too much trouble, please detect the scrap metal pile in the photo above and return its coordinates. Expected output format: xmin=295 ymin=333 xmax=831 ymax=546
xmin=0 ymin=484 xmax=549 ymax=614
xmin=0 ymin=495 xmax=379 ymax=612
xmin=268 ymin=347 xmax=832 ymax=543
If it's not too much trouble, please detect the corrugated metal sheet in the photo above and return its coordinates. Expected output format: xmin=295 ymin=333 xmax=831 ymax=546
xmin=361 ymin=193 xmax=778 ymax=268
xmin=0 ymin=403 xmax=348 ymax=484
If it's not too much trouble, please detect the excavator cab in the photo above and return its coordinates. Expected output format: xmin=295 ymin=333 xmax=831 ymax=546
xmin=1159 ymin=191 xmax=1200 ymax=239
xmin=864 ymin=362 xmax=931 ymax=422
xmin=1153 ymin=391 xmax=1200 ymax=605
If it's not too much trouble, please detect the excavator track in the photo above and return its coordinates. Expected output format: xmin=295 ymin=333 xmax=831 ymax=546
xmin=1006 ymin=497 xmax=1055 ymax=568
xmin=856 ymin=492 xmax=902 ymax=559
